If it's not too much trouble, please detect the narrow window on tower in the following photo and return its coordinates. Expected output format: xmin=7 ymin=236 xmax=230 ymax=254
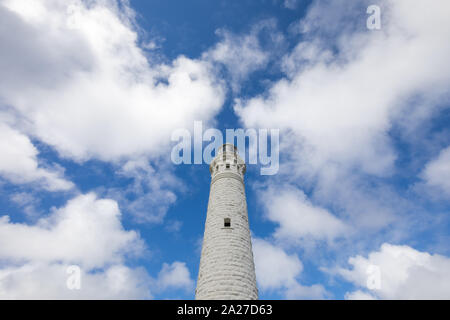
xmin=226 ymin=164 xmax=230 ymax=169
xmin=224 ymin=218 xmax=231 ymax=228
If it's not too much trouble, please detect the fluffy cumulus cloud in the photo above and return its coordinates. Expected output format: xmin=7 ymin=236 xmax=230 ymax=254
xmin=0 ymin=0 xmax=206 ymax=299
xmin=230 ymin=0 xmax=450 ymax=297
xmin=422 ymin=146 xmax=450 ymax=196
xmin=0 ymin=0 xmax=224 ymax=162
xmin=0 ymin=263 xmax=151 ymax=299
xmin=236 ymin=0 xmax=450 ymax=177
xmin=0 ymin=193 xmax=151 ymax=299
xmin=234 ymin=0 xmax=450 ymax=257
xmin=0 ymin=0 xmax=226 ymax=226
xmin=0 ymin=193 xmax=143 ymax=268
xmin=0 ymin=193 xmax=194 ymax=299
xmin=336 ymin=243 xmax=450 ymax=299
xmin=0 ymin=123 xmax=73 ymax=191
xmin=259 ymin=186 xmax=347 ymax=244
xmin=155 ymin=262 xmax=195 ymax=293
xmin=253 ymin=238 xmax=327 ymax=299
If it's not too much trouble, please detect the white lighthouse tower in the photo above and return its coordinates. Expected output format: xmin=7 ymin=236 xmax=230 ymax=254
xmin=195 ymin=144 xmax=258 ymax=300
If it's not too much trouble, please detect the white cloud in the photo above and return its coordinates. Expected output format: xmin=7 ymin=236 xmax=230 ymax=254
xmin=235 ymin=0 xmax=450 ymax=236
xmin=0 ymin=0 xmax=225 ymax=162
xmin=10 ymin=192 xmax=40 ymax=217
xmin=0 ymin=1 xmax=208 ymax=298
xmin=206 ymin=30 xmax=267 ymax=92
xmin=0 ymin=263 xmax=151 ymax=299
xmin=0 ymin=123 xmax=73 ymax=191
xmin=236 ymin=0 xmax=450 ymax=176
xmin=260 ymin=186 xmax=347 ymax=243
xmin=337 ymin=243 xmax=450 ymax=299
xmin=204 ymin=20 xmax=283 ymax=92
xmin=253 ymin=238 xmax=327 ymax=299
xmin=344 ymin=290 xmax=376 ymax=300
xmin=422 ymin=146 xmax=450 ymax=196
xmin=284 ymin=282 xmax=329 ymax=300
xmin=253 ymin=238 xmax=303 ymax=290
xmin=0 ymin=191 xmax=196 ymax=298
xmin=0 ymin=192 xmax=154 ymax=298
xmin=0 ymin=193 xmax=143 ymax=269
xmin=0 ymin=0 xmax=226 ymax=226
xmin=156 ymin=261 xmax=194 ymax=292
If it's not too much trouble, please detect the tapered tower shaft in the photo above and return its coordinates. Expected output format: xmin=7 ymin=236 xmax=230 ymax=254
xmin=195 ymin=144 xmax=258 ymax=300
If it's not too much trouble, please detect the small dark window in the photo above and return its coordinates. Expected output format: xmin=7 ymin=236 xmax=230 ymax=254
xmin=224 ymin=218 xmax=231 ymax=227
xmin=216 ymin=165 xmax=219 ymax=171
xmin=226 ymin=164 xmax=230 ymax=169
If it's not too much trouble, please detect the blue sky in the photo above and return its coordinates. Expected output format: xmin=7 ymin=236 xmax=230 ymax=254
xmin=0 ymin=0 xmax=450 ymax=299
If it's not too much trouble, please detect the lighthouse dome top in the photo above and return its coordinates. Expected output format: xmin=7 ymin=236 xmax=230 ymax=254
xmin=217 ymin=143 xmax=237 ymax=154
xmin=209 ymin=143 xmax=246 ymax=177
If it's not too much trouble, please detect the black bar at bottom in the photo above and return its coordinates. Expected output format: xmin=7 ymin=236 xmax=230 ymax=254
xmin=0 ymin=300 xmax=446 ymax=318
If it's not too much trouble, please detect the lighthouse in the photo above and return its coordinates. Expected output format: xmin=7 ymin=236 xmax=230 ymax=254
xmin=195 ymin=144 xmax=258 ymax=300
